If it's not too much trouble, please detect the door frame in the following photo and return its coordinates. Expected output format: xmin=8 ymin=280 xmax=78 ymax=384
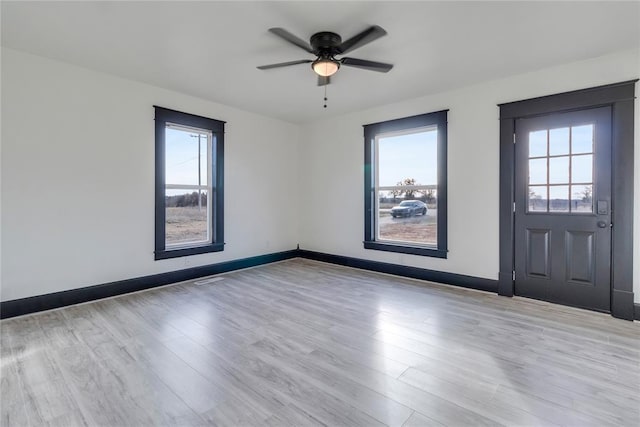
xmin=498 ymin=80 xmax=637 ymax=320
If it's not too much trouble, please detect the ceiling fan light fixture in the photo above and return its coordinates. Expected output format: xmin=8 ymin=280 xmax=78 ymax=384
xmin=312 ymin=58 xmax=339 ymax=77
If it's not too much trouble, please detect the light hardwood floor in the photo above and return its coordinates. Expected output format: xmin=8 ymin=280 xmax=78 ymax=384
xmin=1 ymin=258 xmax=639 ymax=426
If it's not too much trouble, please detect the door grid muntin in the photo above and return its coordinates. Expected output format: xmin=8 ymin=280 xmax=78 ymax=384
xmin=526 ymin=124 xmax=595 ymax=214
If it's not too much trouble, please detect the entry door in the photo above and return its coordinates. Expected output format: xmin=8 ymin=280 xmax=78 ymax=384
xmin=514 ymin=107 xmax=612 ymax=312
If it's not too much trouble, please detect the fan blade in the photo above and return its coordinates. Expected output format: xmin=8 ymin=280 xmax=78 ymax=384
xmin=257 ymin=59 xmax=313 ymax=70
xmin=337 ymin=25 xmax=387 ymax=54
xmin=317 ymin=76 xmax=331 ymax=86
xmin=341 ymin=57 xmax=393 ymax=73
xmin=268 ymin=28 xmax=314 ymax=53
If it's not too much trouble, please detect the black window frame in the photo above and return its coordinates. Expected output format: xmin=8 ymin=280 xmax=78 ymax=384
xmin=364 ymin=110 xmax=448 ymax=258
xmin=154 ymin=106 xmax=225 ymax=260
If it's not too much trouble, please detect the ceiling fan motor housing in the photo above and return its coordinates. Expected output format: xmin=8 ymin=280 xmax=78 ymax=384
xmin=310 ymin=32 xmax=342 ymax=56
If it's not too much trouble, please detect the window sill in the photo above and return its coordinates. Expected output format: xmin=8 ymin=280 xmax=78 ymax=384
xmin=363 ymin=241 xmax=447 ymax=259
xmin=155 ymin=243 xmax=224 ymax=260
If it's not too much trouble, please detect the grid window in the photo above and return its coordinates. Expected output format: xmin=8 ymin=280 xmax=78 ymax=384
xmin=527 ymin=124 xmax=594 ymax=213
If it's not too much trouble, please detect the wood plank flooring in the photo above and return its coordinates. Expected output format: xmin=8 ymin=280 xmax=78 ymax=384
xmin=1 ymin=258 xmax=639 ymax=426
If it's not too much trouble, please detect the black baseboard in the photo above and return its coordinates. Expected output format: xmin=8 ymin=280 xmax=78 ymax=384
xmin=634 ymin=304 xmax=640 ymax=321
xmin=5 ymin=246 xmax=627 ymax=321
xmin=0 ymin=250 xmax=298 ymax=319
xmin=297 ymin=249 xmax=498 ymax=293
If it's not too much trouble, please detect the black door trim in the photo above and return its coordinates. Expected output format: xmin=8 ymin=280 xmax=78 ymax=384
xmin=498 ymin=80 xmax=638 ymax=320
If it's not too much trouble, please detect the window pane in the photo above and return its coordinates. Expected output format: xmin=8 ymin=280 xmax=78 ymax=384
xmin=549 ymin=127 xmax=570 ymax=156
xmin=529 ymin=130 xmax=547 ymax=157
xmin=200 ymin=136 xmax=208 ymax=185
xmin=528 ymin=186 xmax=547 ymax=212
xmin=571 ymin=154 xmax=592 ymax=183
xmin=549 ymin=156 xmax=569 ymax=184
xmin=549 ymin=185 xmax=569 ymax=212
xmin=165 ymin=189 xmax=209 ymax=246
xmin=571 ymin=185 xmax=593 ymax=213
xmin=529 ymin=158 xmax=547 ymax=185
xmin=378 ymin=190 xmax=436 ymax=246
xmin=572 ymin=125 xmax=593 ymax=154
xmin=377 ymin=129 xmax=437 ymax=187
xmin=166 ymin=127 xmax=209 ymax=186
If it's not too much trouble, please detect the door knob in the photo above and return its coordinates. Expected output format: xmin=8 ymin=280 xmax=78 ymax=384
xmin=597 ymin=221 xmax=607 ymax=228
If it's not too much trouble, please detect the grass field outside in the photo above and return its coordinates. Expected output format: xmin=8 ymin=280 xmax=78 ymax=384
xmin=378 ymin=208 xmax=437 ymax=245
xmin=165 ymin=205 xmax=437 ymax=247
xmin=166 ymin=206 xmax=208 ymax=245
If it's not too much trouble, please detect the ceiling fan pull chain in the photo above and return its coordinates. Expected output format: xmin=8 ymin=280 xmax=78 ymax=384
xmin=324 ymin=84 xmax=328 ymax=109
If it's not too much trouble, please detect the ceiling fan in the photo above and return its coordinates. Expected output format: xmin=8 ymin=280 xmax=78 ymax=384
xmin=257 ymin=25 xmax=393 ymax=86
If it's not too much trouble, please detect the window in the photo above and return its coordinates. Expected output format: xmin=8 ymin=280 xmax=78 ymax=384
xmin=527 ymin=125 xmax=594 ymax=213
xmin=154 ymin=107 xmax=224 ymax=260
xmin=364 ymin=110 xmax=448 ymax=258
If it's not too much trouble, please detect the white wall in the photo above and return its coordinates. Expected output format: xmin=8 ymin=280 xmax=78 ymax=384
xmin=1 ymin=48 xmax=300 ymax=301
xmin=2 ymin=47 xmax=640 ymax=305
xmin=298 ymin=49 xmax=640 ymax=302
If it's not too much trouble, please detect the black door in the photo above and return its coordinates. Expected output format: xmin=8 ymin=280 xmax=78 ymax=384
xmin=514 ymin=107 xmax=612 ymax=312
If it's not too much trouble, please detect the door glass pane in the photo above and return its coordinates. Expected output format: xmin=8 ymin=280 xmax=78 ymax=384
xmin=529 ymin=130 xmax=547 ymax=157
xmin=529 ymin=158 xmax=547 ymax=185
xmin=549 ymin=185 xmax=569 ymax=212
xmin=549 ymin=127 xmax=570 ymax=156
xmin=571 ymin=185 xmax=593 ymax=213
xmin=572 ymin=125 xmax=593 ymax=154
xmin=549 ymin=156 xmax=569 ymax=184
xmin=571 ymin=154 xmax=592 ymax=183
xmin=528 ymin=186 xmax=548 ymax=212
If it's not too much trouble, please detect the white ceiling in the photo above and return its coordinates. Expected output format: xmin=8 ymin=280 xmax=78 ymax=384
xmin=2 ymin=1 xmax=639 ymax=123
